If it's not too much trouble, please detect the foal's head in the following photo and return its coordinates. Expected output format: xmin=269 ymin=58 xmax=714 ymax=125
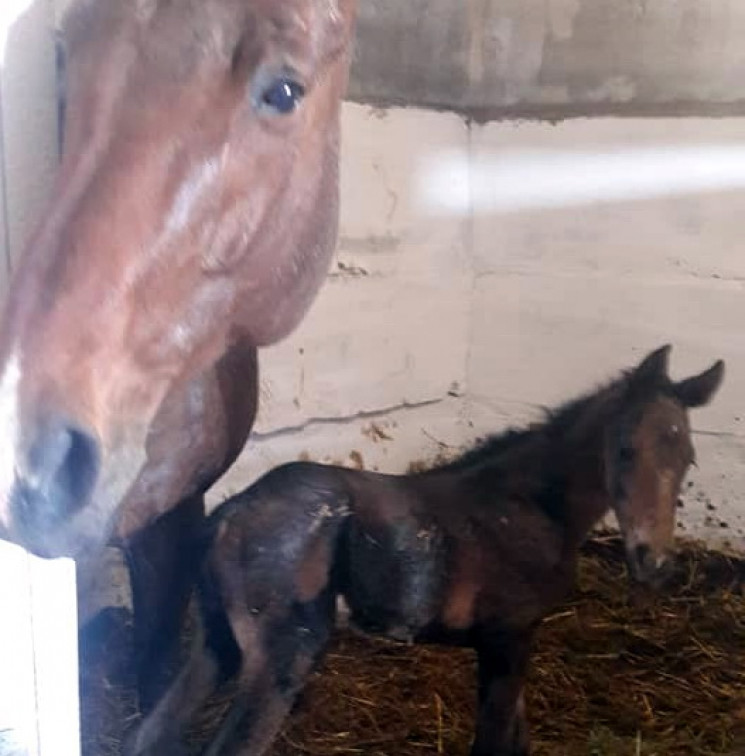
xmin=0 ymin=0 xmax=357 ymax=557
xmin=605 ymin=345 xmax=724 ymax=585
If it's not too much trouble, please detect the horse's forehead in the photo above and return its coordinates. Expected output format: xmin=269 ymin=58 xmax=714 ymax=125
xmin=59 ymin=0 xmax=335 ymax=31
xmin=59 ymin=0 xmax=344 ymax=73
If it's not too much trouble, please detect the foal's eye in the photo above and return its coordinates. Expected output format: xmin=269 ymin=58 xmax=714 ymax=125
xmin=255 ymin=76 xmax=306 ymax=115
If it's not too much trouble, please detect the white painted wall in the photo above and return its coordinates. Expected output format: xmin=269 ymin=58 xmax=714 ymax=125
xmin=211 ymin=104 xmax=745 ymax=554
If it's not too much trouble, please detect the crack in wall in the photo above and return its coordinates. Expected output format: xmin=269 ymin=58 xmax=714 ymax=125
xmin=252 ymin=397 xmax=448 ymax=442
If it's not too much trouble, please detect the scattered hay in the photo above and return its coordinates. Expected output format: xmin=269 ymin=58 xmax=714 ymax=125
xmin=81 ymin=538 xmax=745 ymax=756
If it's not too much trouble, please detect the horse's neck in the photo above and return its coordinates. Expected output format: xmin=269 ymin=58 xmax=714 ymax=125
xmin=556 ymin=409 xmax=615 ymax=553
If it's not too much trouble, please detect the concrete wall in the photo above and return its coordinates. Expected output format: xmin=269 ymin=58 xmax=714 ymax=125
xmin=211 ymin=104 xmax=745 ymax=555
xmin=349 ymin=0 xmax=745 ymax=119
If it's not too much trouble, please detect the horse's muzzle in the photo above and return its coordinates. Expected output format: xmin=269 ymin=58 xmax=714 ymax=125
xmin=7 ymin=420 xmax=100 ymax=558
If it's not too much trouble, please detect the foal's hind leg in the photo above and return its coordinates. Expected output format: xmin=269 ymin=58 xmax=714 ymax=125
xmin=125 ymin=493 xmax=205 ymax=712
xmin=471 ymin=628 xmax=535 ymax=756
xmin=205 ymin=592 xmax=336 ymax=756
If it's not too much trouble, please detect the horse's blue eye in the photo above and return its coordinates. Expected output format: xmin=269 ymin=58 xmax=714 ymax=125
xmin=261 ymin=78 xmax=305 ymax=115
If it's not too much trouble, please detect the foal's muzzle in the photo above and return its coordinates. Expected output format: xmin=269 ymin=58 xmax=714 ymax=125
xmin=7 ymin=418 xmax=100 ymax=557
xmin=626 ymin=543 xmax=673 ymax=587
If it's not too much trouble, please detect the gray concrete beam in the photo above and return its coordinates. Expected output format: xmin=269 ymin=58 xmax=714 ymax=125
xmin=347 ymin=0 xmax=745 ymax=120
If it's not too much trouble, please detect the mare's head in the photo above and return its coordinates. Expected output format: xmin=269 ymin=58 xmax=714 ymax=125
xmin=0 ymin=0 xmax=357 ymax=557
xmin=605 ymin=345 xmax=724 ymax=585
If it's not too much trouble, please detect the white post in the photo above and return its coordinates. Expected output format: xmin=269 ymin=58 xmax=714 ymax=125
xmin=0 ymin=544 xmax=80 ymax=756
xmin=0 ymin=543 xmax=40 ymax=756
xmin=0 ymin=2 xmax=80 ymax=756
xmin=28 ymin=555 xmax=81 ymax=756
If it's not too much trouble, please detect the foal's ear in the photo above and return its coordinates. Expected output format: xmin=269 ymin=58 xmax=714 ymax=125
xmin=673 ymin=360 xmax=725 ymax=408
xmin=632 ymin=344 xmax=672 ymax=388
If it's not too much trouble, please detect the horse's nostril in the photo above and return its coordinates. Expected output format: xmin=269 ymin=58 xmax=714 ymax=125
xmin=12 ymin=420 xmax=100 ymax=535
xmin=50 ymin=425 xmax=100 ymax=506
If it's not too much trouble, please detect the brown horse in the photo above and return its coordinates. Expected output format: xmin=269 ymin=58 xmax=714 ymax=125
xmin=0 ymin=0 xmax=357 ymax=709
xmin=126 ymin=345 xmax=724 ymax=756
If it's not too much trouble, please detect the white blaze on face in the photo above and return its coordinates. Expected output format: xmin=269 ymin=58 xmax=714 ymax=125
xmin=163 ymin=157 xmax=223 ymax=238
xmin=0 ymin=351 xmax=22 ymax=527
xmin=658 ymin=468 xmax=675 ymax=503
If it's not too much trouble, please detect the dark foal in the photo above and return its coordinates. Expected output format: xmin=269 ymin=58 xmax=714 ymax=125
xmin=128 ymin=345 xmax=724 ymax=756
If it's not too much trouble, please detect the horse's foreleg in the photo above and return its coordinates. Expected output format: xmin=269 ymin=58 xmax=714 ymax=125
xmin=470 ymin=629 xmax=534 ymax=756
xmin=125 ymin=493 xmax=205 ymax=712
xmin=123 ymin=621 xmax=221 ymax=756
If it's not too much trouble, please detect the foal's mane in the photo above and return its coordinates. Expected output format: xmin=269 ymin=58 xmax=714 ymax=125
xmin=435 ymin=368 xmax=639 ymax=475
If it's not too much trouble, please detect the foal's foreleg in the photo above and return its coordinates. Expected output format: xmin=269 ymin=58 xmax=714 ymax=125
xmin=471 ymin=628 xmax=535 ymax=756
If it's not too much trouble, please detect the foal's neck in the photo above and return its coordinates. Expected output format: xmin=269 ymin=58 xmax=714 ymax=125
xmin=553 ymin=397 xmax=617 ymax=554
